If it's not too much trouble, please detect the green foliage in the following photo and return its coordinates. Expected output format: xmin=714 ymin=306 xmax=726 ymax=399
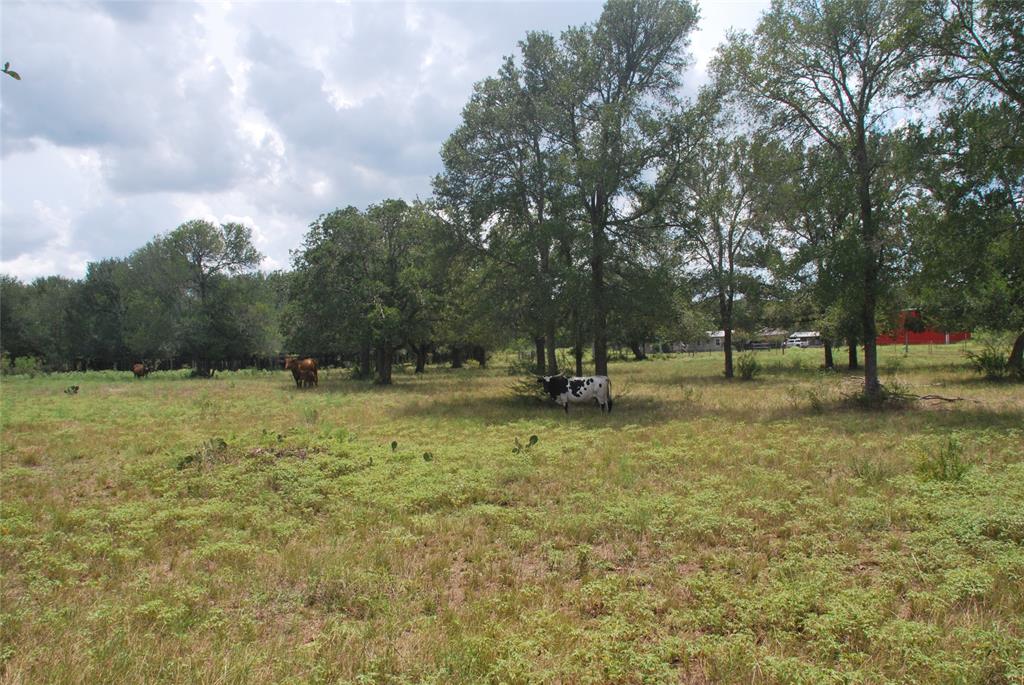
xmin=720 ymin=0 xmax=934 ymax=396
xmin=1 ymin=354 xmax=43 ymax=377
xmin=966 ymin=332 xmax=1013 ymax=380
xmin=509 ymin=375 xmax=549 ymax=404
xmin=285 ymin=201 xmax=458 ymax=384
xmin=511 ymin=435 xmax=538 ymax=455
xmin=917 ymin=436 xmax=971 ymax=482
xmin=735 ymin=352 xmax=760 ymax=381
xmin=436 ymin=0 xmax=702 ymax=376
xmin=849 ymin=453 xmax=894 ymax=485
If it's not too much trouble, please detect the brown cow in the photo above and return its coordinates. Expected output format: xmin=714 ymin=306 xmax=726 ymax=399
xmin=284 ymin=356 xmax=318 ymax=388
xmin=132 ymin=363 xmax=149 ymax=378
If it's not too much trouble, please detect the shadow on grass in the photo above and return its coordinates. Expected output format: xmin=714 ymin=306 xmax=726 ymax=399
xmin=916 ymin=373 xmax=1024 ymax=389
xmin=378 ymin=375 xmax=1024 ymax=435
xmin=288 ymin=365 xmax=498 ymax=395
xmin=281 ymin=362 xmax=1024 ymax=435
xmin=761 ymin=397 xmax=1024 ymax=431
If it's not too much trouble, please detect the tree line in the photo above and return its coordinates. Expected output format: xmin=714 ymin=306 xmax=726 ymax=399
xmin=2 ymin=0 xmax=1021 ymax=391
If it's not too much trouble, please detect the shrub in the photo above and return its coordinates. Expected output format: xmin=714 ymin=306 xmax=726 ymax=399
xmin=510 ymin=376 xmax=549 ymax=403
xmin=849 ymin=454 xmax=893 ymax=485
xmin=0 ymin=354 xmax=43 ymax=377
xmin=962 ymin=329 xmax=1011 ymax=378
xmin=735 ymin=352 xmax=760 ymax=381
xmin=917 ymin=436 xmax=970 ymax=482
xmin=966 ymin=342 xmax=1010 ymax=381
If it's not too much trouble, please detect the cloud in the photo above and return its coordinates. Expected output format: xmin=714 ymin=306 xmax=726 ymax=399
xmin=1 ymin=1 xmax=247 ymax=195
xmin=1 ymin=0 xmax=766 ymax=282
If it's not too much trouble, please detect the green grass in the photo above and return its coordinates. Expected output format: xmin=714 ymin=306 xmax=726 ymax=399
xmin=2 ymin=345 xmax=1023 ymax=684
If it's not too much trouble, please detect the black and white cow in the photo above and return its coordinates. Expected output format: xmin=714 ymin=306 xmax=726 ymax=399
xmin=537 ymin=374 xmax=613 ymax=413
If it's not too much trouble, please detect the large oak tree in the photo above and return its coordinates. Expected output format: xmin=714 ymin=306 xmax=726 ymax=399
xmin=721 ymin=0 xmax=931 ymax=396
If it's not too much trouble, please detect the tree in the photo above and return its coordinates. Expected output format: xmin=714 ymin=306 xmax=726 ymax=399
xmin=285 ymin=206 xmax=377 ymax=375
xmin=721 ymin=0 xmax=931 ymax=396
xmin=908 ymin=103 xmax=1023 ymax=371
xmin=123 ymin=220 xmax=262 ymax=373
xmin=67 ymin=259 xmax=131 ymax=369
xmin=286 ymin=201 xmax=448 ymax=384
xmin=15 ymin=276 xmax=77 ymax=370
xmin=607 ymin=256 xmax=682 ymax=361
xmin=667 ymin=132 xmax=764 ymax=378
xmin=910 ymin=0 xmax=1024 ymax=373
xmin=752 ymin=139 xmax=863 ymax=369
xmin=364 ymin=200 xmax=435 ymax=384
xmin=921 ymin=0 xmax=1023 ymax=109
xmin=543 ymin=0 xmax=700 ymax=375
xmin=0 ymin=276 xmax=35 ymax=365
xmin=435 ymin=37 xmax=572 ymax=376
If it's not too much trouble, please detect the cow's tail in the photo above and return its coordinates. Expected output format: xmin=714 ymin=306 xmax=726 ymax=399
xmin=606 ymin=378 xmax=613 ymax=413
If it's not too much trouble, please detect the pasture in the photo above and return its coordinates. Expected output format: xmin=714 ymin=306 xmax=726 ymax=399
xmin=1 ymin=346 xmax=1022 ymax=684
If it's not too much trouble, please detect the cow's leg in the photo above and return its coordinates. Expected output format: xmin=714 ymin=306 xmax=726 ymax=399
xmin=563 ymin=401 xmax=569 ymax=414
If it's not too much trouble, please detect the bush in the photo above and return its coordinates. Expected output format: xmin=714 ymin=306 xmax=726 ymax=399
xmin=966 ymin=333 xmax=1012 ymax=380
xmin=510 ymin=375 xmax=550 ymax=403
xmin=735 ymin=352 xmax=760 ymax=381
xmin=0 ymin=354 xmax=43 ymax=377
xmin=917 ymin=436 xmax=970 ymax=482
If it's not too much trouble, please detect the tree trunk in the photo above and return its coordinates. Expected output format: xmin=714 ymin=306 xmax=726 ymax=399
xmin=1008 ymin=330 xmax=1024 ymax=375
xmin=629 ymin=341 xmax=647 ymax=361
xmin=723 ymin=328 xmax=734 ymax=378
xmin=375 ymin=346 xmax=393 ymax=385
xmin=848 ymin=339 xmax=859 ymax=370
xmin=545 ymin=319 xmax=558 ymax=377
xmin=358 ymin=342 xmax=371 ymax=379
xmin=414 ymin=344 xmax=427 ymax=374
xmin=535 ymin=337 xmax=546 ymax=375
xmin=720 ymin=294 xmax=734 ymax=378
xmin=855 ymin=136 xmax=881 ymax=397
xmin=591 ymin=221 xmax=608 ymax=376
xmin=193 ymin=358 xmax=213 ymax=378
xmin=824 ymin=340 xmax=834 ymax=369
xmin=451 ymin=346 xmax=463 ymax=369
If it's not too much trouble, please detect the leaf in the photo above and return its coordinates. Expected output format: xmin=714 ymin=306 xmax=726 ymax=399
xmin=528 ymin=435 xmax=538 ymax=447
xmin=422 ymin=451 xmax=433 ymax=462
xmin=6 ymin=70 xmax=20 ymax=80
xmin=391 ymin=440 xmax=398 ymax=452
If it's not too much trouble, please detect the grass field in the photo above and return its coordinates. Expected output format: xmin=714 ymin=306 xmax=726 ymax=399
xmin=2 ymin=346 xmax=1023 ymax=684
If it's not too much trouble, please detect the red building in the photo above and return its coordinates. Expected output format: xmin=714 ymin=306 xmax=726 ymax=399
xmin=876 ymin=309 xmax=971 ymax=346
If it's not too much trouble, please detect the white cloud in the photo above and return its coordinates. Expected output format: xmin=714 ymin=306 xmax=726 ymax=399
xmin=1 ymin=0 xmax=768 ymax=282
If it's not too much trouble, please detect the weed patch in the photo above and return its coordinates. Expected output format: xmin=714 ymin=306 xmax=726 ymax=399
xmin=917 ymin=436 xmax=971 ymax=482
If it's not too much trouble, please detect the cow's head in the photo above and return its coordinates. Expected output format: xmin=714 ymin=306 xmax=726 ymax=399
xmin=537 ymin=374 xmax=569 ymax=398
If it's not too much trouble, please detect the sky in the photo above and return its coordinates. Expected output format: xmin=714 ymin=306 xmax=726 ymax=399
xmin=0 ymin=0 xmax=769 ymax=281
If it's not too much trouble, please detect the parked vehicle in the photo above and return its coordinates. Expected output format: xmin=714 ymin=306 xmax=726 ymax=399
xmin=783 ymin=337 xmax=808 ymax=349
